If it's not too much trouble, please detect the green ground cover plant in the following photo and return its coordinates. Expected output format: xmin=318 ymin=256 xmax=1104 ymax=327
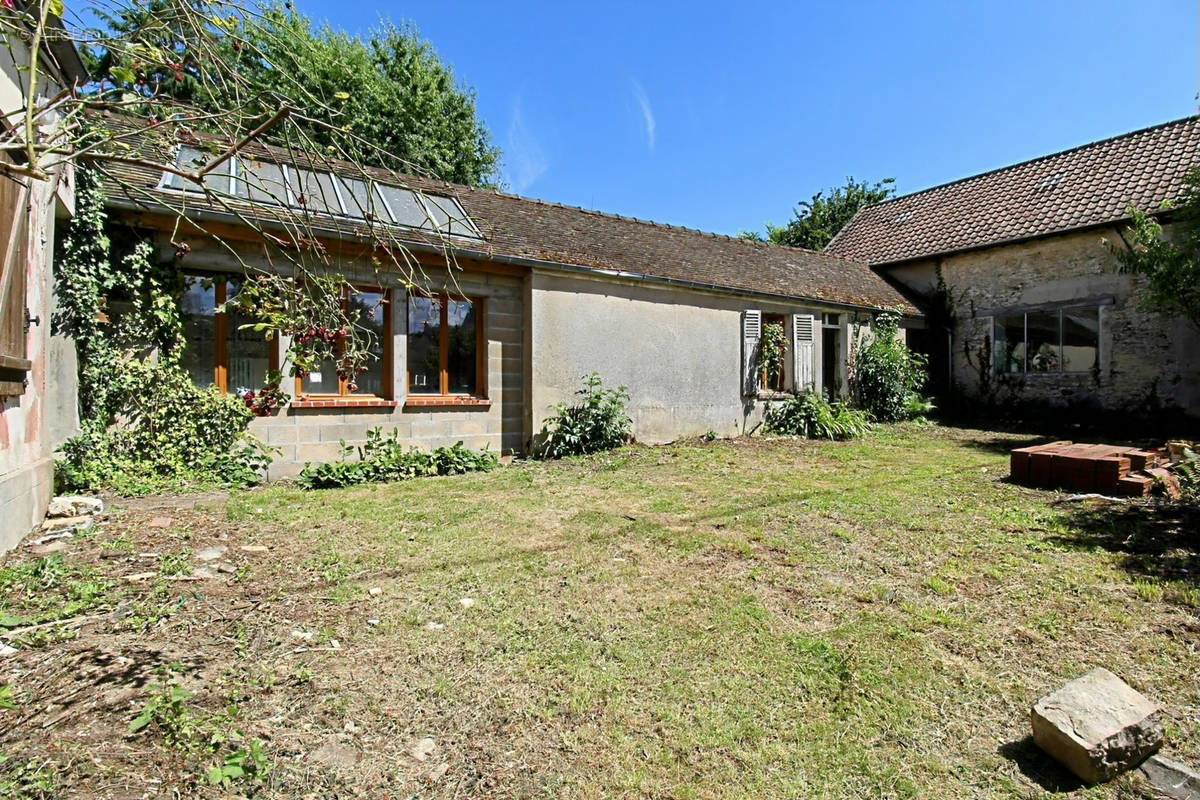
xmin=296 ymin=428 xmax=498 ymax=489
xmin=535 ymin=372 xmax=632 ymax=458
xmin=763 ymin=392 xmax=871 ymax=439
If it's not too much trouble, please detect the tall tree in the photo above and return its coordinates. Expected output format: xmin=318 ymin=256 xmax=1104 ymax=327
xmin=84 ymin=3 xmax=500 ymax=186
xmin=747 ymin=177 xmax=895 ymax=250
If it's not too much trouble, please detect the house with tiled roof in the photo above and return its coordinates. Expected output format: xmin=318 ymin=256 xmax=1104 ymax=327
xmin=828 ymin=115 xmax=1200 ymax=419
xmin=100 ymin=121 xmax=914 ymax=476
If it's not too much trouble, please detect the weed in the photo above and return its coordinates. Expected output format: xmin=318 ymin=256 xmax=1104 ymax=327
xmin=158 ymin=551 xmax=193 ymax=577
xmin=0 ymin=757 xmax=56 ymax=798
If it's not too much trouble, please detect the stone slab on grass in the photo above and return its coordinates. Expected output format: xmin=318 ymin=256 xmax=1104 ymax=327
xmin=1139 ymin=754 xmax=1200 ymax=800
xmin=1031 ymin=667 xmax=1163 ymax=784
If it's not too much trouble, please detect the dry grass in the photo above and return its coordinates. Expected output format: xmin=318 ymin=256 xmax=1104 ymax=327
xmin=0 ymin=425 xmax=1196 ymax=799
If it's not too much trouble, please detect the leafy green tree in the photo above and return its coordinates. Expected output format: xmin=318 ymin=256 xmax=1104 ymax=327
xmin=1112 ymin=169 xmax=1200 ymax=329
xmin=751 ymin=177 xmax=895 ymax=250
xmin=84 ymin=3 xmax=500 ymax=186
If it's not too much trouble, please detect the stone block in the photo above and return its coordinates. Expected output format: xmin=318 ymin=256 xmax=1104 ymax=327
xmin=1137 ymin=754 xmax=1200 ymax=800
xmin=1031 ymin=667 xmax=1163 ymax=784
xmin=47 ymin=495 xmax=103 ymax=518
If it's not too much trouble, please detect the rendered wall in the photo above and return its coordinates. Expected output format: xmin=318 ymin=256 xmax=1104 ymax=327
xmin=528 ymin=270 xmax=853 ymax=444
xmin=886 ymin=227 xmax=1200 ymax=416
xmin=0 ymin=45 xmax=79 ymax=552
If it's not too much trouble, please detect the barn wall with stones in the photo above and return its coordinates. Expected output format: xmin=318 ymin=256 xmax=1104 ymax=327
xmin=884 ymin=225 xmax=1200 ymax=416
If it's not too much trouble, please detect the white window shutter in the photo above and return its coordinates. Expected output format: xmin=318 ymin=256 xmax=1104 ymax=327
xmin=792 ymin=313 xmax=816 ymax=393
xmin=742 ymin=310 xmax=761 ymax=397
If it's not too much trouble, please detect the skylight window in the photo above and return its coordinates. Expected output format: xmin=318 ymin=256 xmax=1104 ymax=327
xmin=159 ymin=154 xmax=481 ymax=238
xmin=1036 ymin=172 xmax=1065 ymax=191
xmin=161 ymin=145 xmax=235 ymax=195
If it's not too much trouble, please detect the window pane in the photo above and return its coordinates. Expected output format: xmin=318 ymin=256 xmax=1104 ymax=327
xmin=301 ymin=359 xmax=339 ymax=394
xmin=1027 ymin=312 xmax=1061 ymax=372
xmin=336 ymin=177 xmax=375 ymax=220
xmin=180 ymin=276 xmax=217 ymax=387
xmin=1063 ymin=309 xmax=1099 ymax=373
xmin=292 ymin=169 xmax=343 ymax=215
xmin=168 ymin=146 xmax=232 ymax=194
xmin=447 ymin=299 xmax=476 ymax=394
xmin=226 ymin=279 xmax=272 ymax=393
xmin=993 ymin=315 xmax=1025 ymax=374
xmin=407 ymin=296 xmax=442 ymax=393
xmin=379 ymin=185 xmax=434 ymax=228
xmin=239 ymin=159 xmax=292 ymax=205
xmin=350 ymin=290 xmax=387 ymax=396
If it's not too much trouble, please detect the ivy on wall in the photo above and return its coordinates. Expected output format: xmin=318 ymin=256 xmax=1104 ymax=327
xmin=53 ymin=169 xmax=273 ymax=495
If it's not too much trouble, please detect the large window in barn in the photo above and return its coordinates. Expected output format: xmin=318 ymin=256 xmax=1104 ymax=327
xmin=180 ymin=275 xmax=275 ymax=392
xmin=406 ymin=294 xmax=485 ymax=397
xmin=992 ymin=306 xmax=1099 ymax=375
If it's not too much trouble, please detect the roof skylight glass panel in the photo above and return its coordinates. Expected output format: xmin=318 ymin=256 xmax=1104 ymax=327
xmin=238 ymin=159 xmax=293 ymax=205
xmin=335 ymin=177 xmax=376 ymax=220
xmin=376 ymin=184 xmax=434 ymax=229
xmin=420 ymin=194 xmax=479 ymax=237
xmin=292 ymin=168 xmax=343 ymax=215
xmin=164 ymin=145 xmax=234 ymax=194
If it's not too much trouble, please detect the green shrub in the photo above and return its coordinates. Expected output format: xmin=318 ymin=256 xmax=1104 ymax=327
xmin=55 ymin=365 xmax=273 ymax=495
xmin=1175 ymin=447 xmax=1199 ymax=504
xmin=763 ymin=392 xmax=870 ymax=440
xmin=535 ymin=373 xmax=632 ymax=459
xmin=296 ymin=428 xmax=498 ymax=489
xmin=851 ymin=310 xmax=930 ymax=422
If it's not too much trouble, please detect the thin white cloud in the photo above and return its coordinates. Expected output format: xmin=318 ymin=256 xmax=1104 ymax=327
xmin=631 ymin=78 xmax=655 ymax=151
xmin=504 ymin=94 xmax=548 ymax=194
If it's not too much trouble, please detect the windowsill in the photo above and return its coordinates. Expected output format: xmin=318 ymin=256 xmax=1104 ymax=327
xmin=756 ymin=390 xmax=796 ymax=400
xmin=291 ymin=397 xmax=399 ymax=409
xmin=404 ymin=396 xmax=492 ymax=409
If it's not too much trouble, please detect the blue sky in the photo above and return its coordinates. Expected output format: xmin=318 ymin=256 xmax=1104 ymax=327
xmin=297 ymin=0 xmax=1197 ymax=237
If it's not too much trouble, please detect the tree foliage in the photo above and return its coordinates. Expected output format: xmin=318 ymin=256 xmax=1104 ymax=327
xmin=83 ymin=2 xmax=500 ymax=185
xmin=1111 ymin=169 xmax=1200 ymax=329
xmin=749 ymin=177 xmax=895 ymax=250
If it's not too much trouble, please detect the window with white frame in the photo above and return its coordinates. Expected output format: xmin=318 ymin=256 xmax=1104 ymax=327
xmin=992 ymin=306 xmax=1100 ymax=375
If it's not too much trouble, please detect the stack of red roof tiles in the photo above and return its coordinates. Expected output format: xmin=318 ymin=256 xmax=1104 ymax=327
xmin=1009 ymin=441 xmax=1173 ymax=497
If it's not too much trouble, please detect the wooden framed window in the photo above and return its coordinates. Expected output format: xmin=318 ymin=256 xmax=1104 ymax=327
xmin=0 ymin=174 xmax=31 ymax=397
xmin=406 ymin=293 xmax=486 ymax=398
xmin=295 ymin=286 xmax=392 ymax=399
xmin=179 ymin=274 xmax=276 ymax=393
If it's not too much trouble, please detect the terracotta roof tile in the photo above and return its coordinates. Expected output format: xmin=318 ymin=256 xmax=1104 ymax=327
xmin=826 ymin=116 xmax=1200 ymax=266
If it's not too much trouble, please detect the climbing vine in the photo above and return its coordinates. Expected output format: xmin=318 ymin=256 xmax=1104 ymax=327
xmin=54 ymin=170 xmax=273 ymax=495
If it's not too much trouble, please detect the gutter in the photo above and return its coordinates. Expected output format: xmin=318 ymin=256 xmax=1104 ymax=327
xmin=105 ymin=196 xmax=917 ymax=316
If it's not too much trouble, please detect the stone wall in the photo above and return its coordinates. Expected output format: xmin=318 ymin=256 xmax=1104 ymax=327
xmin=886 ymin=226 xmax=1200 ymax=416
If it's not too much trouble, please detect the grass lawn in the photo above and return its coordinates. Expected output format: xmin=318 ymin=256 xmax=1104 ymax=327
xmin=0 ymin=425 xmax=1196 ymax=798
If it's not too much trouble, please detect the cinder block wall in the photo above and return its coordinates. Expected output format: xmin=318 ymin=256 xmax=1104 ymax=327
xmin=243 ymin=265 xmax=525 ymax=479
xmin=886 ymin=227 xmax=1200 ymax=415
